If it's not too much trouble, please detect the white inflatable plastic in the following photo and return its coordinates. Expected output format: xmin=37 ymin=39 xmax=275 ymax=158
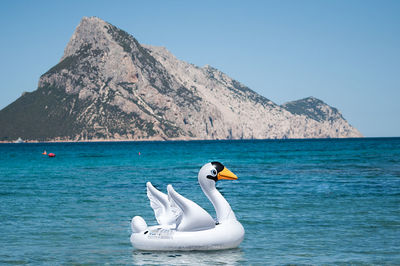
xmin=130 ymin=162 xmax=245 ymax=251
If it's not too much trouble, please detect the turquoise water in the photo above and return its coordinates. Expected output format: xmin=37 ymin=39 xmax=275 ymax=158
xmin=0 ymin=138 xmax=399 ymax=265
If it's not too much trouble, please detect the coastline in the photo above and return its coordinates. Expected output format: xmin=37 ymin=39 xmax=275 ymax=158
xmin=0 ymin=136 xmax=386 ymax=144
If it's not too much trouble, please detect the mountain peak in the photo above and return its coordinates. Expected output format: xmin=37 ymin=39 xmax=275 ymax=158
xmin=282 ymin=97 xmax=341 ymax=122
xmin=62 ymin=16 xmax=110 ymax=60
xmin=81 ymin=16 xmax=105 ymax=24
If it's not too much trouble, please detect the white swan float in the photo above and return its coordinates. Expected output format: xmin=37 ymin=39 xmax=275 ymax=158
xmin=130 ymin=162 xmax=245 ymax=251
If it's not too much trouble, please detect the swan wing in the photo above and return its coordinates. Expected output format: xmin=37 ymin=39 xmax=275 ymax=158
xmin=146 ymin=182 xmax=175 ymax=225
xmin=168 ymin=190 xmax=183 ymax=226
xmin=167 ymin=184 xmax=215 ymax=232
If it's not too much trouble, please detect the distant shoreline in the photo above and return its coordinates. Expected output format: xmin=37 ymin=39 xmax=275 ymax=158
xmin=5 ymin=136 xmax=400 ymax=145
xmin=0 ymin=136 xmax=204 ymax=144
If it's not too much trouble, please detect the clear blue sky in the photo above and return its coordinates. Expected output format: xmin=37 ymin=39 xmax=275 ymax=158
xmin=1 ymin=0 xmax=399 ymax=137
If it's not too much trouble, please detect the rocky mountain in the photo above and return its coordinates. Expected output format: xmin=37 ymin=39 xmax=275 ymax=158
xmin=0 ymin=17 xmax=362 ymax=142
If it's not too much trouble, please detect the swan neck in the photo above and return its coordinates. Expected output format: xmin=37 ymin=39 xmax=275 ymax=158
xmin=202 ymin=185 xmax=236 ymax=222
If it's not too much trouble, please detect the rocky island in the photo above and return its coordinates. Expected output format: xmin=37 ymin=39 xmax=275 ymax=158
xmin=0 ymin=17 xmax=362 ymax=142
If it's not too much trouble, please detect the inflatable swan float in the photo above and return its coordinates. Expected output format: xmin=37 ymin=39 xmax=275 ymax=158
xmin=130 ymin=162 xmax=245 ymax=251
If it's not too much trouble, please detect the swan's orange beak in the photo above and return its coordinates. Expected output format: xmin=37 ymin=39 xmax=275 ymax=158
xmin=217 ymin=167 xmax=238 ymax=180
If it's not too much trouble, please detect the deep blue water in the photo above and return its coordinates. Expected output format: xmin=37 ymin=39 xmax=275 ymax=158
xmin=0 ymin=138 xmax=399 ymax=265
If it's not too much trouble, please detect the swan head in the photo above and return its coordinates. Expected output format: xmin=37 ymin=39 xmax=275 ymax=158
xmin=198 ymin=162 xmax=238 ymax=190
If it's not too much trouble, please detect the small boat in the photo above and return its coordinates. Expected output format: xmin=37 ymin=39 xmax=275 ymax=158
xmin=14 ymin=137 xmax=24 ymax=143
xmin=48 ymin=153 xmax=56 ymax=157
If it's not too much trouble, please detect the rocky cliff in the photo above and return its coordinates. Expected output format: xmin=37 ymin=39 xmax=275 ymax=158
xmin=0 ymin=17 xmax=362 ymax=141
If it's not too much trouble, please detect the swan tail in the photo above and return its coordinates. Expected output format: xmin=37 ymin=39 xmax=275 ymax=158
xmin=131 ymin=216 xmax=148 ymax=233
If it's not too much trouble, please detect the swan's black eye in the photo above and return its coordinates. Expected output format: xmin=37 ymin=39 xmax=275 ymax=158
xmin=211 ymin=169 xmax=217 ymax=176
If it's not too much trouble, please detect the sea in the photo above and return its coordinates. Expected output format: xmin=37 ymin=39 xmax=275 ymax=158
xmin=0 ymin=138 xmax=399 ymax=265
